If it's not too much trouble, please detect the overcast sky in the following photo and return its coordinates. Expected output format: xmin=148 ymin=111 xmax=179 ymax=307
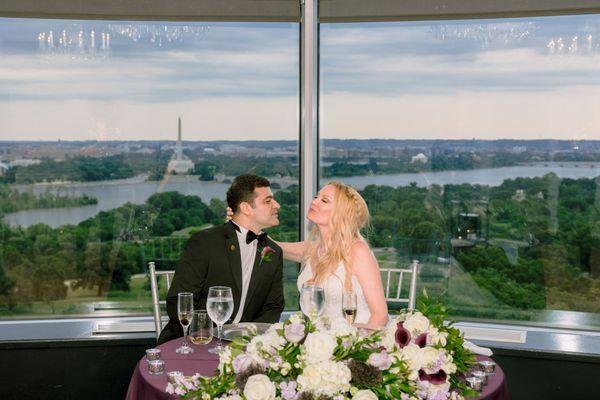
xmin=1 ymin=14 xmax=600 ymax=141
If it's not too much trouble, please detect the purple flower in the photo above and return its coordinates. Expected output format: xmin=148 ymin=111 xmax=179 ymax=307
xmin=429 ymin=389 xmax=450 ymax=400
xmin=284 ymin=322 xmax=306 ymax=343
xmin=232 ymin=354 xmax=255 ymax=374
xmin=415 ymin=332 xmax=427 ymax=348
xmin=279 ymin=380 xmax=298 ymax=400
xmin=395 ymin=322 xmax=411 ymax=348
xmin=367 ymin=351 xmax=392 ymax=370
xmin=260 ymin=246 xmax=276 ymax=264
xmin=181 ymin=378 xmax=197 ymax=391
xmin=418 ymin=369 xmax=447 ymax=385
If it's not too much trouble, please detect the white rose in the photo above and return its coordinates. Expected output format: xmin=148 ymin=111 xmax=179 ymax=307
xmin=427 ymin=326 xmax=448 ymax=346
xmin=267 ymin=322 xmax=284 ymax=333
xmin=243 ymin=374 xmax=276 ymax=400
xmin=288 ymin=312 xmax=304 ymax=325
xmin=403 ymin=312 xmax=430 ymax=335
xmin=352 ymin=389 xmax=378 ymax=400
xmin=329 ymin=317 xmax=358 ymax=337
xmin=399 ymin=343 xmax=423 ymax=371
xmin=381 ymin=320 xmax=400 ymax=351
xmin=421 ymin=347 xmax=441 ymax=373
xmin=303 ymin=332 xmax=337 ymax=364
xmin=297 ymin=361 xmax=351 ymax=396
xmin=442 ymin=352 xmax=457 ymax=374
xmin=218 ymin=346 xmax=233 ymax=373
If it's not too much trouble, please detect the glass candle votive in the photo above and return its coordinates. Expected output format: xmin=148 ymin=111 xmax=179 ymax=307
xmin=148 ymin=359 xmax=165 ymax=375
xmin=465 ymin=376 xmax=483 ymax=391
xmin=145 ymin=348 xmax=161 ymax=361
xmin=167 ymin=371 xmax=183 ymax=384
xmin=471 ymin=370 xmax=488 ymax=385
xmin=478 ymin=360 xmax=496 ymax=374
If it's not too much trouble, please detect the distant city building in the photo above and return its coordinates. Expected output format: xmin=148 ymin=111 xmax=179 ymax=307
xmin=514 ymin=189 xmax=526 ymax=202
xmin=410 ymin=153 xmax=428 ymax=164
xmin=511 ymin=146 xmax=527 ymax=154
xmin=10 ymin=158 xmax=41 ymax=167
xmin=167 ymin=117 xmax=194 ymax=174
xmin=132 ymin=147 xmax=154 ymax=155
xmin=220 ymin=144 xmax=247 ymax=154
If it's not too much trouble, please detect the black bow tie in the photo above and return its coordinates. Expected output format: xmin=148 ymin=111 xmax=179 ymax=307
xmin=246 ymin=230 xmax=268 ymax=246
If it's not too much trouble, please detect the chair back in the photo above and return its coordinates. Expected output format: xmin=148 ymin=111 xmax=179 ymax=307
xmin=380 ymin=259 xmax=419 ymax=310
xmin=148 ymin=261 xmax=175 ymax=339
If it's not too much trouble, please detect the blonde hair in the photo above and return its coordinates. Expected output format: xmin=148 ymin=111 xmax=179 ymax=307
xmin=303 ymin=181 xmax=370 ymax=292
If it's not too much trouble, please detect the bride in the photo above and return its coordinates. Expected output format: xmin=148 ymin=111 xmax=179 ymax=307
xmin=278 ymin=182 xmax=388 ymax=328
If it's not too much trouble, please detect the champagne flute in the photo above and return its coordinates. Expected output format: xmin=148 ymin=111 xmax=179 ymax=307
xmin=190 ymin=310 xmax=213 ymax=345
xmin=206 ymin=286 xmax=234 ymax=354
xmin=343 ymin=290 xmax=357 ymax=324
xmin=300 ymin=283 xmax=325 ymax=320
xmin=176 ymin=292 xmax=194 ymax=354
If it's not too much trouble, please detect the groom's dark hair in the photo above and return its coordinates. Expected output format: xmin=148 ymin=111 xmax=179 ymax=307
xmin=227 ymin=174 xmax=271 ymax=213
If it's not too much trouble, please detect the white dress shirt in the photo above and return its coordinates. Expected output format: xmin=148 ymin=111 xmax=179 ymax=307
xmin=232 ymin=222 xmax=259 ymax=323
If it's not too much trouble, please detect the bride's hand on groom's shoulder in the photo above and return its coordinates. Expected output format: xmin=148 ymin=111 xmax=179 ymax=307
xmin=225 ymin=207 xmax=233 ymax=222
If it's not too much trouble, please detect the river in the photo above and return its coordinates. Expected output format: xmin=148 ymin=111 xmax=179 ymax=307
xmin=5 ymin=163 xmax=600 ymax=228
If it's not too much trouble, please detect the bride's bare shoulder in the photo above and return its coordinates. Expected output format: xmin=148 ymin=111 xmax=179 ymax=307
xmin=349 ymin=240 xmax=372 ymax=257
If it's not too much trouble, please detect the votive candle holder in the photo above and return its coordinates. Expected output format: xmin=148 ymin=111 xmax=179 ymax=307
xmin=167 ymin=371 xmax=184 ymax=384
xmin=145 ymin=348 xmax=161 ymax=361
xmin=465 ymin=376 xmax=483 ymax=391
xmin=471 ymin=370 xmax=488 ymax=385
xmin=148 ymin=359 xmax=165 ymax=375
xmin=478 ymin=360 xmax=496 ymax=374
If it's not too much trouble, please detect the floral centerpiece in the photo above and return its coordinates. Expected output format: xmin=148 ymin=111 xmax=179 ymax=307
xmin=166 ymin=298 xmax=477 ymax=400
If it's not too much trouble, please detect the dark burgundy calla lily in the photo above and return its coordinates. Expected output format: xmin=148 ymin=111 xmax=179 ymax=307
xmin=419 ymin=369 xmax=447 ymax=385
xmin=395 ymin=322 xmax=411 ymax=348
xmin=415 ymin=333 xmax=427 ymax=348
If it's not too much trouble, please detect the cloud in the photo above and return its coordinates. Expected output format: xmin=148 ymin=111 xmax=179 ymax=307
xmin=321 ymin=86 xmax=600 ymax=140
xmin=3 ymin=15 xmax=600 ymax=140
xmin=0 ymin=97 xmax=298 ymax=141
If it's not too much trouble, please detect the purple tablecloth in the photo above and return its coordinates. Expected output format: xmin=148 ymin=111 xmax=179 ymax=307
xmin=126 ymin=339 xmax=220 ymax=400
xmin=126 ymin=340 xmax=509 ymax=400
xmin=469 ymin=355 xmax=510 ymax=400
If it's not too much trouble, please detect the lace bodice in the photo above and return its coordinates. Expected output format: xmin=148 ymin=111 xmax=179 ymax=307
xmin=297 ymin=261 xmax=371 ymax=324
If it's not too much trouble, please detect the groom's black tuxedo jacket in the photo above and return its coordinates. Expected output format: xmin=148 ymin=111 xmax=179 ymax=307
xmin=157 ymin=221 xmax=284 ymax=344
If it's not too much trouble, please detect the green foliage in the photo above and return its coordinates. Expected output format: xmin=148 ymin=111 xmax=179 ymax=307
xmin=0 ymin=183 xmax=97 ymax=214
xmin=194 ymin=161 xmax=219 ymax=181
xmin=12 ymin=155 xmax=137 ymax=184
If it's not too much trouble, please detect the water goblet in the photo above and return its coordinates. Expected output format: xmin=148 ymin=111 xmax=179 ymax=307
xmin=176 ymin=292 xmax=194 ymax=354
xmin=189 ymin=310 xmax=213 ymax=345
xmin=300 ymin=283 xmax=325 ymax=320
xmin=206 ymin=286 xmax=234 ymax=354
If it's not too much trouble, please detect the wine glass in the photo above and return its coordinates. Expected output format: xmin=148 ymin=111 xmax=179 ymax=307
xmin=176 ymin=292 xmax=194 ymax=354
xmin=343 ymin=290 xmax=357 ymax=324
xmin=300 ymin=283 xmax=325 ymax=320
xmin=206 ymin=286 xmax=234 ymax=354
xmin=189 ymin=310 xmax=213 ymax=345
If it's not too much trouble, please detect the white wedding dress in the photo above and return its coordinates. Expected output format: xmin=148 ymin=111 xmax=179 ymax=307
xmin=297 ymin=262 xmax=371 ymax=324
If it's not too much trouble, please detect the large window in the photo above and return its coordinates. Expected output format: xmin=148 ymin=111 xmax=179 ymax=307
xmin=0 ymin=18 xmax=300 ymax=318
xmin=320 ymin=15 xmax=600 ymax=330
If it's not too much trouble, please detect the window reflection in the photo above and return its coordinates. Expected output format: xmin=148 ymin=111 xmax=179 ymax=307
xmin=320 ymin=15 xmax=600 ymax=331
xmin=0 ymin=19 xmax=300 ymax=318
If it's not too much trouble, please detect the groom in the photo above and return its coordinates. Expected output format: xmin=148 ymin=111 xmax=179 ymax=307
xmin=157 ymin=174 xmax=284 ymax=344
